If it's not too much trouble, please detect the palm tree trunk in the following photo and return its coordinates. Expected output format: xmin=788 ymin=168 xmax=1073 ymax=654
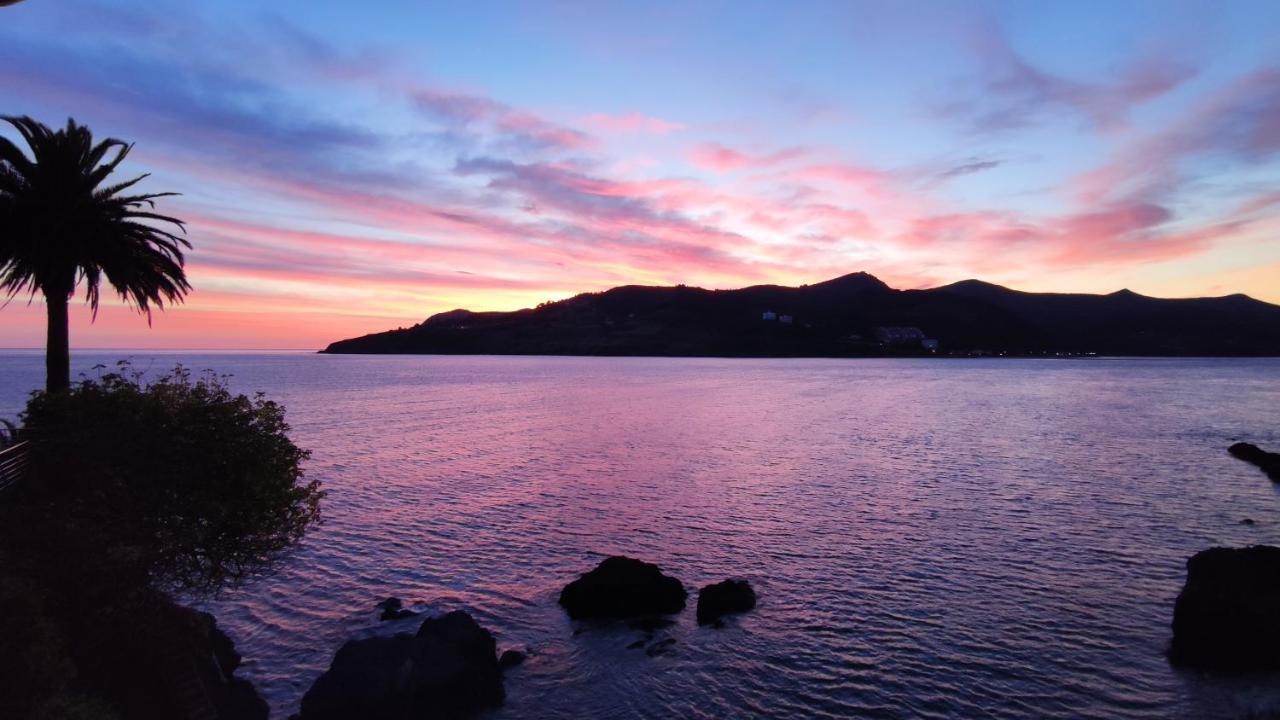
xmin=45 ymin=289 xmax=71 ymax=394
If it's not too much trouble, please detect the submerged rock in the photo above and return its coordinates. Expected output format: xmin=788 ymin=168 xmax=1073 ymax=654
xmin=645 ymin=637 xmax=677 ymax=657
xmin=1228 ymin=442 xmax=1280 ymax=481
xmin=1170 ymin=546 xmax=1280 ymax=672
xmin=696 ymin=579 xmax=757 ymax=626
xmin=627 ymin=616 xmax=675 ymax=632
xmin=298 ymin=610 xmax=504 ymax=719
xmin=376 ymin=597 xmax=417 ymax=621
xmin=558 ymin=556 xmax=687 ymax=619
xmin=498 ymin=649 xmax=526 ymax=670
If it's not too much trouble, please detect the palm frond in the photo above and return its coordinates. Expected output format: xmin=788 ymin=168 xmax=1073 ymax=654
xmin=0 ymin=116 xmax=191 ymax=317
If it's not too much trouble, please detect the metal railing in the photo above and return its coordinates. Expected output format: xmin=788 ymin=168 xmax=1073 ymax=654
xmin=0 ymin=441 xmax=32 ymax=494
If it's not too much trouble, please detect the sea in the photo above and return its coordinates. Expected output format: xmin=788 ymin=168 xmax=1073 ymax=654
xmin=2 ymin=350 xmax=1279 ymax=719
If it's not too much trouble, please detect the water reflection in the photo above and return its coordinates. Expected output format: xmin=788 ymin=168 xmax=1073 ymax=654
xmin=2 ymin=354 xmax=1279 ymax=718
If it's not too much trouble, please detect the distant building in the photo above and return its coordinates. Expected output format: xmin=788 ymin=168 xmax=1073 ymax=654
xmin=921 ymin=338 xmax=939 ymax=352
xmin=762 ymin=311 xmax=778 ymax=321
xmin=778 ymin=314 xmax=794 ymax=324
xmin=875 ymin=326 xmax=926 ymax=345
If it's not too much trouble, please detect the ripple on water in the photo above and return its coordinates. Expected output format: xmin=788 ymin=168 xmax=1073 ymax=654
xmin=3 ymin=354 xmax=1280 ymax=718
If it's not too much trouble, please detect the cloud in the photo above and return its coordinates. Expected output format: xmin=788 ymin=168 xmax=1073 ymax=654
xmin=687 ymin=143 xmax=806 ymax=173
xmin=0 ymin=28 xmax=415 ymax=204
xmin=583 ymin=112 xmax=684 ymax=135
xmin=1073 ymin=66 xmax=1280 ymax=205
xmin=938 ymin=158 xmax=1002 ymax=179
xmin=893 ymin=199 xmax=1239 ymax=273
xmin=412 ymin=88 xmax=593 ymax=152
xmin=452 ymin=156 xmax=756 ymax=269
xmin=941 ymin=24 xmax=1195 ymax=134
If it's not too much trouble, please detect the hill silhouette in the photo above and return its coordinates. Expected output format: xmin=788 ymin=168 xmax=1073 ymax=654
xmin=321 ymin=273 xmax=1280 ymax=357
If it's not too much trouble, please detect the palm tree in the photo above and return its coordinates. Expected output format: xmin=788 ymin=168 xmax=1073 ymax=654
xmin=0 ymin=117 xmax=190 ymax=393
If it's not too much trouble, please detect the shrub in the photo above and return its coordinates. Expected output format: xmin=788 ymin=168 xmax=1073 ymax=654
xmin=21 ymin=363 xmax=323 ymax=593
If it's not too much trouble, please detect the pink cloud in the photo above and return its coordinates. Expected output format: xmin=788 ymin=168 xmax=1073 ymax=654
xmin=411 ymin=87 xmax=593 ymax=151
xmin=584 ymin=112 xmax=684 ymax=135
xmin=894 ymin=200 xmax=1230 ymax=273
xmin=687 ymin=143 xmax=806 ymax=173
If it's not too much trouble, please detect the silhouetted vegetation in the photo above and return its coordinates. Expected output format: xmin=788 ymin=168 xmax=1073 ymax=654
xmin=0 ymin=576 xmax=117 ymax=720
xmin=0 ymin=116 xmax=189 ymax=393
xmin=21 ymin=362 xmax=322 ymax=593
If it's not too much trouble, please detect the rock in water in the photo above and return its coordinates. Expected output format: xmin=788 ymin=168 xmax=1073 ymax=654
xmin=376 ymin=596 xmax=417 ymax=621
xmin=645 ymin=637 xmax=677 ymax=657
xmin=558 ymin=556 xmax=687 ymax=619
xmin=497 ymin=649 xmax=526 ymax=670
xmin=298 ymin=610 xmax=504 ymax=719
xmin=696 ymin=579 xmax=757 ymax=626
xmin=1228 ymin=442 xmax=1280 ymax=481
xmin=1170 ymin=546 xmax=1280 ymax=672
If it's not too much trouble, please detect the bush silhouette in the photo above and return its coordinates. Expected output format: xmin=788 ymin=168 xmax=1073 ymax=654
xmin=22 ymin=362 xmax=322 ymax=593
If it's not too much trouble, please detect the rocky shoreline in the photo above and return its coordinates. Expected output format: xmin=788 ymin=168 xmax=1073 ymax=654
xmin=287 ymin=438 xmax=1280 ymax=718
xmin=0 ymin=501 xmax=268 ymax=720
xmin=70 ymin=440 xmax=1268 ymax=719
xmin=293 ymin=556 xmax=755 ymax=719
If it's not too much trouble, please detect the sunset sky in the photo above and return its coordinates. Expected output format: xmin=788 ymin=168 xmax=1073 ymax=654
xmin=2 ymin=0 xmax=1279 ymax=349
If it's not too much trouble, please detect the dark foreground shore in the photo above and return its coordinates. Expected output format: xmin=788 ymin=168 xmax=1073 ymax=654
xmin=0 ymin=500 xmax=265 ymax=720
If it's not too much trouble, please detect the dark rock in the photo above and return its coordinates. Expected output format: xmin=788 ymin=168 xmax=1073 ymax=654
xmin=645 ymin=638 xmax=677 ymax=657
xmin=497 ymin=649 xmax=526 ymax=670
xmin=558 ymin=556 xmax=687 ymax=619
xmin=1170 ymin=546 xmax=1280 ymax=672
xmin=696 ymin=579 xmax=757 ymax=626
xmin=1242 ymin=518 xmax=1257 ymax=526
xmin=1229 ymin=442 xmax=1280 ymax=481
xmin=201 ymin=611 xmax=243 ymax=675
xmin=376 ymin=597 xmax=417 ymax=621
xmin=298 ymin=610 xmax=504 ymax=720
xmin=173 ymin=606 xmax=269 ymax=720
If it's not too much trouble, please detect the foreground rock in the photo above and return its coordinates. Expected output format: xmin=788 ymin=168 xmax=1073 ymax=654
xmin=696 ymin=579 xmax=757 ymax=626
xmin=298 ymin=610 xmax=504 ymax=719
xmin=559 ymin=556 xmax=687 ymax=619
xmin=1229 ymin=442 xmax=1280 ymax=481
xmin=179 ymin=607 xmax=270 ymax=720
xmin=1170 ymin=546 xmax=1280 ymax=672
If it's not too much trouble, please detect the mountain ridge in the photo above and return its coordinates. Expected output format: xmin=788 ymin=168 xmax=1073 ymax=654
xmin=322 ymin=272 xmax=1280 ymax=357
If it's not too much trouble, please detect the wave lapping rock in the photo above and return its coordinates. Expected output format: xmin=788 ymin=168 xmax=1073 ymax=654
xmin=1229 ymin=442 xmax=1280 ymax=481
xmin=298 ymin=610 xmax=504 ymax=720
xmin=1170 ymin=545 xmax=1280 ymax=672
xmin=559 ymin=556 xmax=687 ymax=619
xmin=696 ymin=579 xmax=757 ymax=626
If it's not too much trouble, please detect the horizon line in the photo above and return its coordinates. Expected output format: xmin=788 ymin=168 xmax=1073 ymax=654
xmin=0 ymin=347 xmax=320 ymax=353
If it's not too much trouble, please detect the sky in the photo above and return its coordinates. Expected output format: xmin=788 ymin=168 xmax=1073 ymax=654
xmin=1 ymin=0 xmax=1279 ymax=349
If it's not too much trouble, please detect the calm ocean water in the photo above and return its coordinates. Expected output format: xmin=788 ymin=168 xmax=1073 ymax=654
xmin=2 ymin=351 xmax=1279 ymax=719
